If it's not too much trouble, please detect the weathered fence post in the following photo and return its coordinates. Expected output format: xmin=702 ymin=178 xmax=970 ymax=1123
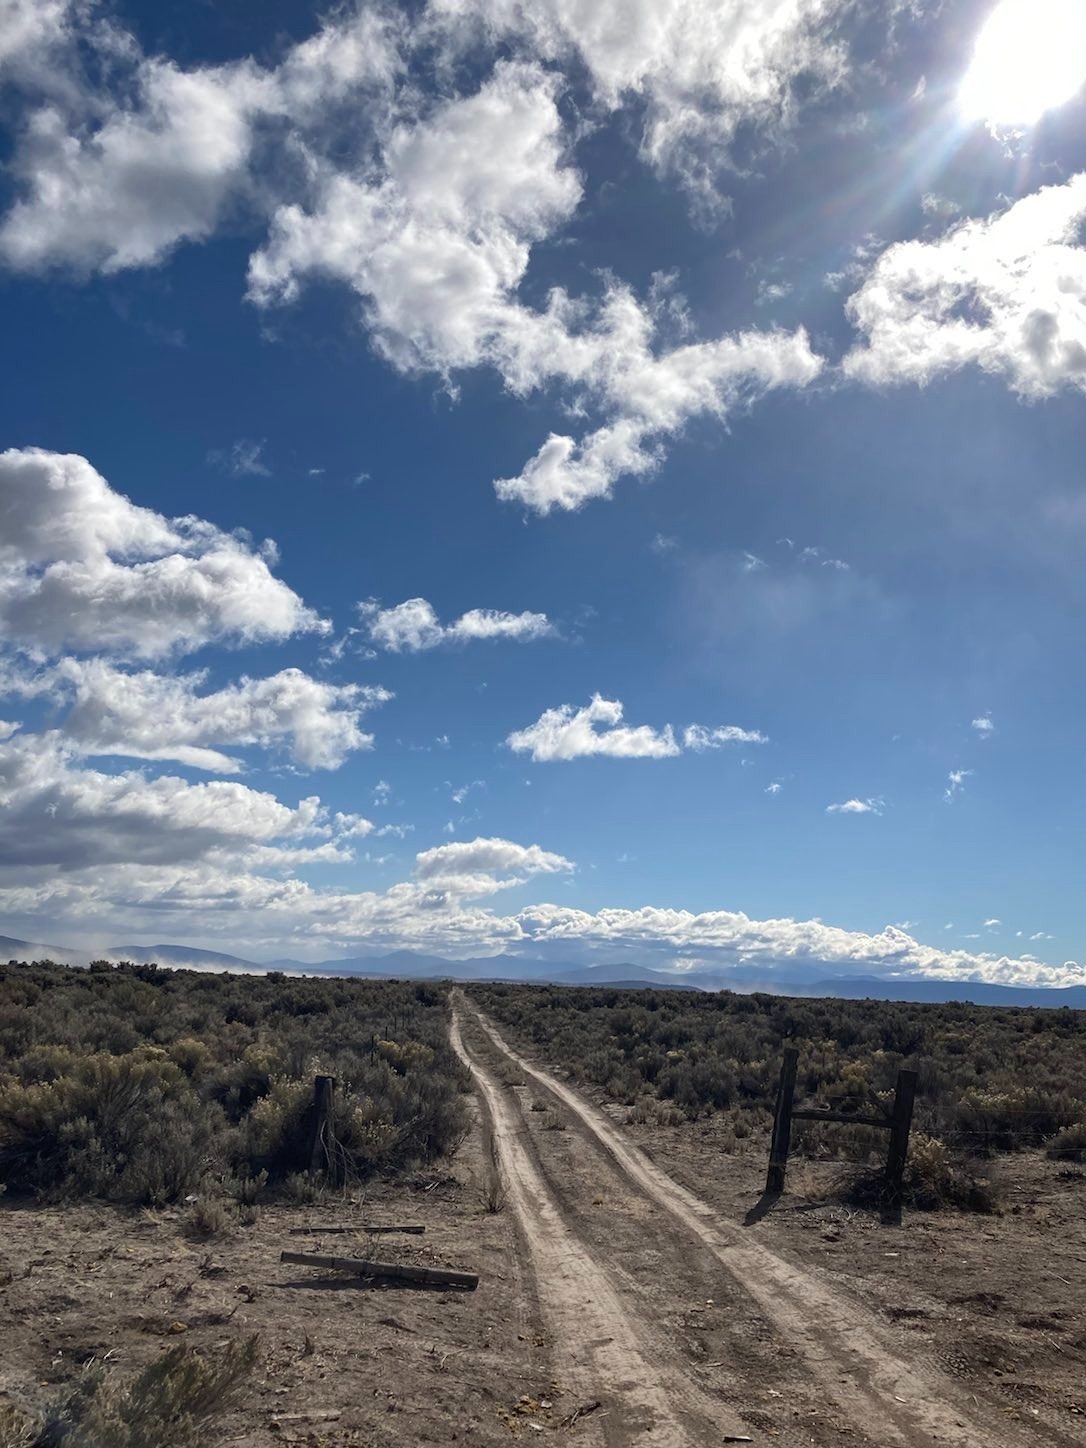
xmin=309 ymin=1074 xmax=336 ymax=1182
xmin=885 ymin=1068 xmax=918 ymax=1203
xmin=766 ymin=1046 xmax=799 ymax=1195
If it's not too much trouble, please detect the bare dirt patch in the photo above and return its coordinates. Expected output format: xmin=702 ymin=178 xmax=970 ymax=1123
xmin=460 ymin=1000 xmax=1085 ymax=1448
xmin=629 ymin=1116 xmax=1086 ymax=1441
xmin=0 ymin=1102 xmax=553 ymax=1447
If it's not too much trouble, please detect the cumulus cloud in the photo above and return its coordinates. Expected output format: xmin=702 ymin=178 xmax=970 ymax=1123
xmin=507 ymin=696 xmax=679 ymax=761
xmin=0 ymin=448 xmax=326 ymax=658
xmin=6 ymin=843 xmax=1076 ymax=988
xmin=0 ymin=730 xmax=332 ymax=870
xmin=20 ymin=659 xmax=390 ymax=772
xmin=0 ymin=5 xmax=401 ymax=274
xmin=0 ymin=0 xmax=72 ymax=75
xmin=826 ymin=797 xmax=882 ymax=814
xmin=434 ymin=0 xmax=851 ymax=202
xmin=0 ymin=759 xmax=1075 ymax=987
xmin=845 ymin=174 xmax=1086 ymax=395
xmin=0 ymin=60 xmax=270 ymax=274
xmin=248 ymin=56 xmax=822 ymax=513
xmin=972 ymin=714 xmax=994 ymax=737
xmin=361 ymin=596 xmax=553 ymax=652
xmin=414 ymin=836 xmax=572 ymax=893
xmin=0 ymin=12 xmax=825 ymax=513
xmin=491 ymin=316 xmax=823 ymax=512
xmin=249 ymin=61 xmax=582 ymax=370
xmin=507 ymin=696 xmax=767 ymax=762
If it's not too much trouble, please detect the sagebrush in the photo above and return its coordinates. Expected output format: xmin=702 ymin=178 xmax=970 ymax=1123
xmin=0 ymin=961 xmax=469 ymax=1203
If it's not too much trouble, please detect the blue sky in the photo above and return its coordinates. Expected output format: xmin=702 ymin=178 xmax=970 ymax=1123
xmin=1 ymin=0 xmax=1085 ymax=983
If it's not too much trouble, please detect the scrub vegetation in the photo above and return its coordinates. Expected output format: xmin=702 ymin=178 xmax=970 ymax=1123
xmin=469 ymin=982 xmax=1086 ymax=1204
xmin=0 ymin=958 xmax=470 ymax=1206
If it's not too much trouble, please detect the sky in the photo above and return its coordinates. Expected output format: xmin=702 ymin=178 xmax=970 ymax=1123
xmin=1 ymin=0 xmax=1085 ymax=985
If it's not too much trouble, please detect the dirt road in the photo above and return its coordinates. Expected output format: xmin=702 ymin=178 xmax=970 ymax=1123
xmin=451 ymin=997 xmax=1077 ymax=1448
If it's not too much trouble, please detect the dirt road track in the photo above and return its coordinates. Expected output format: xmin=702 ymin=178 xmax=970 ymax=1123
xmin=449 ymin=1006 xmax=736 ymax=1446
xmin=452 ymin=998 xmax=1075 ymax=1448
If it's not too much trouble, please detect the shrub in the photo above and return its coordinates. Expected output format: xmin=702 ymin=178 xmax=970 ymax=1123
xmin=0 ymin=963 xmax=470 ymax=1202
xmin=183 ymin=1199 xmax=232 ymax=1239
xmin=0 ymin=1055 xmax=219 ymax=1204
xmin=1047 ymin=1121 xmax=1086 ymax=1161
xmin=35 ymin=1337 xmax=257 ymax=1448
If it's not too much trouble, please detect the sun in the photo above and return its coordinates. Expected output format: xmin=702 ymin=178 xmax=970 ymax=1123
xmin=959 ymin=0 xmax=1086 ymax=126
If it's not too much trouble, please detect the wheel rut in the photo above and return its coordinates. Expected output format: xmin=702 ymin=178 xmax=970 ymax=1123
xmin=454 ymin=998 xmax=1074 ymax=1448
xmin=450 ymin=1006 xmax=738 ymax=1447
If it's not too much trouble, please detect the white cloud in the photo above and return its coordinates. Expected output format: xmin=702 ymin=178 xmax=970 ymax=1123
xmin=414 ymin=836 xmax=571 ymax=892
xmin=944 ymin=768 xmax=972 ymax=802
xmin=683 ymin=723 xmax=768 ymax=750
xmin=0 ymin=0 xmax=72 ymax=75
xmin=972 ymin=714 xmax=994 ymax=737
xmin=249 ymin=61 xmax=582 ymax=372
xmin=765 ymin=780 xmax=783 ymax=795
xmin=0 ymin=13 xmax=825 ymax=515
xmin=0 ymin=730 xmax=332 ymax=870
xmin=509 ymin=696 xmax=768 ymax=762
xmin=492 ymin=319 xmax=822 ymax=513
xmin=0 ymin=783 xmax=1077 ymax=986
xmin=826 ymin=797 xmax=882 ymax=814
xmin=0 ymin=448 xmax=326 ymax=659
xmin=27 ymin=659 xmax=390 ymax=772
xmin=435 ymin=0 xmax=851 ymax=202
xmin=0 ymin=5 xmax=402 ymax=275
xmin=984 ymin=917 xmax=1001 ymax=927
xmin=248 ymin=55 xmax=822 ymax=514
xmin=362 ymin=596 xmax=553 ymax=652
xmin=0 ymin=59 xmax=269 ymax=274
xmin=845 ymin=174 xmax=1086 ymax=395
xmin=507 ymin=695 xmax=680 ymax=761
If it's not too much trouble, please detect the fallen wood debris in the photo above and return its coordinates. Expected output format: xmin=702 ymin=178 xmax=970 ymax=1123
xmin=271 ymin=1411 xmax=342 ymax=1425
xmin=560 ymin=1400 xmax=602 ymax=1429
xmin=287 ymin=1224 xmax=425 ymax=1235
xmin=280 ymin=1250 xmax=478 ymax=1290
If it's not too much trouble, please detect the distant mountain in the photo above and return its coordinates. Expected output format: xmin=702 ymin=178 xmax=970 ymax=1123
xmin=0 ymin=934 xmax=91 ymax=966
xmin=108 ymin=943 xmax=264 ymax=971
xmin=3 ymin=934 xmax=1082 ymax=1010
xmin=806 ymin=975 xmax=1086 ymax=1010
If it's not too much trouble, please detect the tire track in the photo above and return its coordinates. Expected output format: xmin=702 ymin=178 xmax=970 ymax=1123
xmin=449 ymin=1007 xmax=746 ymax=1447
xmin=464 ymin=1001 xmax=1076 ymax=1448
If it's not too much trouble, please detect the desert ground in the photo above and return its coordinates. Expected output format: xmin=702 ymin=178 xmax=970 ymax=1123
xmin=3 ymin=994 xmax=1083 ymax=1448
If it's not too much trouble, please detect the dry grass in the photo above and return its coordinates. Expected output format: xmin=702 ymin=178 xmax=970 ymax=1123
xmin=4 ymin=1338 xmax=257 ymax=1448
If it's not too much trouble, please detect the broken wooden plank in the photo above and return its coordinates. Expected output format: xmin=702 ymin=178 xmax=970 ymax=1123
xmin=287 ymin=1225 xmax=425 ymax=1235
xmin=280 ymin=1250 xmax=478 ymax=1290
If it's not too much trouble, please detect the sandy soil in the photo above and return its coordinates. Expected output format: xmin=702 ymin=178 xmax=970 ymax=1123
xmin=2 ymin=1000 xmax=1082 ymax=1447
xmin=453 ymin=998 xmax=1085 ymax=1448
xmin=0 ymin=1095 xmax=551 ymax=1447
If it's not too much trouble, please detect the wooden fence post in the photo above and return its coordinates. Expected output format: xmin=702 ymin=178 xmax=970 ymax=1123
xmin=766 ymin=1047 xmax=799 ymax=1195
xmin=885 ymin=1068 xmax=918 ymax=1203
xmin=309 ymin=1075 xmax=336 ymax=1182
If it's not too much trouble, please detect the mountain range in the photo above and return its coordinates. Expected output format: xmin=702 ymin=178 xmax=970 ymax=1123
xmin=1 ymin=935 xmax=1084 ymax=1009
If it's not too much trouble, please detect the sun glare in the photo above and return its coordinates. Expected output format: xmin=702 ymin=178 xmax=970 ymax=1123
xmin=959 ymin=0 xmax=1086 ymax=125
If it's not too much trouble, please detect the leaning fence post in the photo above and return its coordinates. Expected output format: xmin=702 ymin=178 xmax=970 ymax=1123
xmin=766 ymin=1046 xmax=799 ymax=1195
xmin=885 ymin=1068 xmax=918 ymax=1203
xmin=309 ymin=1075 xmax=336 ymax=1182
